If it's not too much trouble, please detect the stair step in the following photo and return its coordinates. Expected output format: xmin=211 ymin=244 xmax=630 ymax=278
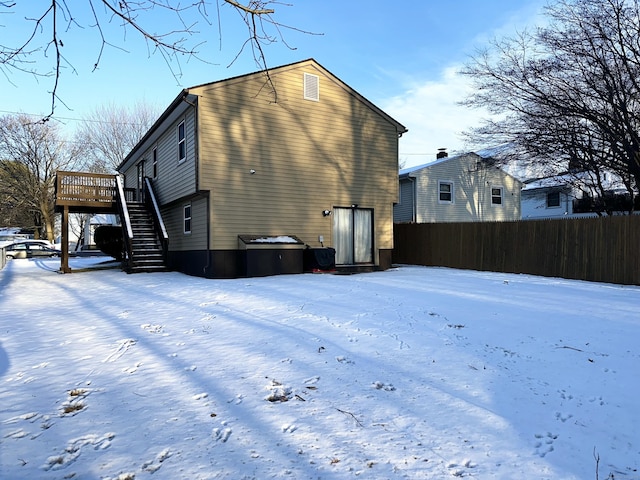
xmin=131 ymin=254 xmax=164 ymax=260
xmin=123 ymin=200 xmax=168 ymax=273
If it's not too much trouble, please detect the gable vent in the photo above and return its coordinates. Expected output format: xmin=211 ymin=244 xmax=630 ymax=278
xmin=303 ymin=73 xmax=319 ymax=101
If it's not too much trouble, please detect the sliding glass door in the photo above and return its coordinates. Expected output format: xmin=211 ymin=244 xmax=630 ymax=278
xmin=333 ymin=207 xmax=373 ymax=265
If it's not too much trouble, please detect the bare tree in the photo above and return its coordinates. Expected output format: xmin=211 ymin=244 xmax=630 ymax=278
xmin=461 ymin=0 xmax=640 ymax=213
xmin=75 ymin=101 xmax=161 ymax=173
xmin=0 ymin=161 xmax=35 ymax=229
xmin=0 ymin=1 xmax=315 ymax=118
xmin=0 ymin=114 xmax=86 ymax=241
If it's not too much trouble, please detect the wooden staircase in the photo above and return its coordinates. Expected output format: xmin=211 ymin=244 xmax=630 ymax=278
xmin=125 ymin=201 xmax=167 ymax=273
xmin=54 ymin=171 xmax=169 ymax=274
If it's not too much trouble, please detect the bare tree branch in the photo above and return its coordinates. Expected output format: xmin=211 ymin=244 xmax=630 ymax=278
xmin=0 ymin=1 xmax=318 ymax=119
xmin=461 ymin=0 xmax=640 ymax=214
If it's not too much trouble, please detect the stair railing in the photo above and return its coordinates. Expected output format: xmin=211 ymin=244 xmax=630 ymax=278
xmin=144 ymin=177 xmax=169 ymax=261
xmin=115 ymin=175 xmax=134 ymax=269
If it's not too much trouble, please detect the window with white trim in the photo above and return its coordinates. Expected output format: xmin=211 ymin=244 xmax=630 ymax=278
xmin=438 ymin=181 xmax=454 ymax=203
xmin=152 ymin=147 xmax=158 ymax=178
xmin=303 ymin=73 xmax=319 ymax=101
xmin=491 ymin=186 xmax=503 ymax=205
xmin=178 ymin=120 xmax=186 ymax=163
xmin=547 ymin=191 xmax=561 ymax=208
xmin=183 ymin=204 xmax=192 ymax=234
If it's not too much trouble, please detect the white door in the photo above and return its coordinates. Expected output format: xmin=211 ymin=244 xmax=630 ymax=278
xmin=333 ymin=207 xmax=373 ymax=265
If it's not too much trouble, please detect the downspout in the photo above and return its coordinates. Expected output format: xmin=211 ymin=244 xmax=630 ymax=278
xmin=184 ymin=93 xmax=211 ymax=276
xmin=409 ymin=176 xmax=416 ymax=223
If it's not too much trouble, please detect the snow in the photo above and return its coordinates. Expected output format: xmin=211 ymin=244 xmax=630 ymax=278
xmin=252 ymin=236 xmax=301 ymax=244
xmin=1 ymin=257 xmax=638 ymax=479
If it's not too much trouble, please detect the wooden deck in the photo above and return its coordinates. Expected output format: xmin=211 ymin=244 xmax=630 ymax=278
xmin=55 ymin=171 xmax=119 ymax=214
xmin=55 ymin=171 xmax=122 ymax=272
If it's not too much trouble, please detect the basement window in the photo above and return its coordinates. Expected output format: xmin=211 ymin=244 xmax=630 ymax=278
xmin=183 ymin=204 xmax=192 ymax=234
xmin=303 ymin=73 xmax=319 ymax=101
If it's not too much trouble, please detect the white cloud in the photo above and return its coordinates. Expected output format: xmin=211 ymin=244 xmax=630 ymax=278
xmin=381 ymin=1 xmax=549 ymax=170
xmin=381 ymin=65 xmax=488 ymax=168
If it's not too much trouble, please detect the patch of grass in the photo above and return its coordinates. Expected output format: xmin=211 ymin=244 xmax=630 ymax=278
xmin=62 ymin=403 xmax=85 ymax=414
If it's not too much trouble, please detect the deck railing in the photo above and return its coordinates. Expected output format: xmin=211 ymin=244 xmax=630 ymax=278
xmin=55 ymin=171 xmax=118 ymax=210
xmin=115 ymin=175 xmax=134 ymax=269
xmin=144 ymin=177 xmax=169 ymax=261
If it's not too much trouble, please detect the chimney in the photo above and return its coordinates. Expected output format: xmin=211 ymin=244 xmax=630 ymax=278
xmin=437 ymin=148 xmax=448 ymax=159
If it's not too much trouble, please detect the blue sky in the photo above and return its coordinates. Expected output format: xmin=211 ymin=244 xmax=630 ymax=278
xmin=0 ymin=1 xmax=546 ymax=167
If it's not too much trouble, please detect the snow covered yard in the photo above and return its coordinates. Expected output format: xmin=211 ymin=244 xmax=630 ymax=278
xmin=0 ymin=257 xmax=638 ymax=480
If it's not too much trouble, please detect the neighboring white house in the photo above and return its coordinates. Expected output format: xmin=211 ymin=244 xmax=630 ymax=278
xmin=394 ymin=152 xmax=522 ymax=223
xmin=81 ymin=214 xmax=120 ymax=249
xmin=53 ymin=214 xmax=120 ymax=251
xmin=521 ymin=170 xmax=632 ymax=219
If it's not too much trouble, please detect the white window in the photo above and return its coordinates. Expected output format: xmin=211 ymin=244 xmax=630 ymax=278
xmin=491 ymin=186 xmax=503 ymax=205
xmin=303 ymin=73 xmax=319 ymax=101
xmin=183 ymin=204 xmax=192 ymax=234
xmin=178 ymin=121 xmax=186 ymax=163
xmin=547 ymin=191 xmax=561 ymax=208
xmin=152 ymin=147 xmax=158 ymax=178
xmin=438 ymin=181 xmax=454 ymax=204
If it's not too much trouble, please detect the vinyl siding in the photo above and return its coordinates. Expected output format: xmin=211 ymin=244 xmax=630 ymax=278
xmin=190 ymin=60 xmax=400 ymax=262
xmin=521 ymin=189 xmax=573 ymax=219
xmin=121 ymin=105 xmax=197 ymax=205
xmin=161 ymin=196 xmax=207 ymax=251
xmin=413 ymin=154 xmax=521 ymax=223
xmin=394 ymin=178 xmax=415 ymax=223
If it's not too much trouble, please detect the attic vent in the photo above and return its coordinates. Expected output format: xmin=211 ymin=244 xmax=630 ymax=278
xmin=303 ymin=73 xmax=319 ymax=101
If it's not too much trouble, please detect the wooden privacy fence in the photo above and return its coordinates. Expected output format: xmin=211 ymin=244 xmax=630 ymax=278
xmin=393 ymin=216 xmax=640 ymax=285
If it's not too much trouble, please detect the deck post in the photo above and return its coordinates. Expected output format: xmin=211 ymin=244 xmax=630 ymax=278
xmin=60 ymin=205 xmax=71 ymax=273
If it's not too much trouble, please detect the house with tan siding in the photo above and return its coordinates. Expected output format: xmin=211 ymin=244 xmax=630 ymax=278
xmin=117 ymin=59 xmax=407 ymax=278
xmin=394 ymin=152 xmax=522 ymax=223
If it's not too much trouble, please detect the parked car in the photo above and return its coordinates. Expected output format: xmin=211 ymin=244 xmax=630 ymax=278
xmin=5 ymin=241 xmax=61 ymax=259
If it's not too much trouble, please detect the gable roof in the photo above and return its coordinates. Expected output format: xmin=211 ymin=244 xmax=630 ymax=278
xmin=399 ymin=152 xmax=485 ymax=176
xmin=399 ymin=151 xmax=522 ymax=184
xmin=522 ymin=170 xmax=628 ymax=193
xmin=118 ymin=59 xmax=407 ymax=172
xmin=186 ymin=59 xmax=407 ymax=134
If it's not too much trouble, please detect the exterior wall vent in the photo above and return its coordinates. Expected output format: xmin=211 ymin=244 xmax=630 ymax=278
xmin=303 ymin=73 xmax=319 ymax=101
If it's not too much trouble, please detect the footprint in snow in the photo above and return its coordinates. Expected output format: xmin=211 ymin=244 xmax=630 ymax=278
xmin=448 ymin=459 xmax=476 ymax=476
xmin=336 ymin=356 xmax=355 ymax=364
xmin=372 ymin=381 xmax=396 ymax=391
xmin=534 ymin=432 xmax=557 ymax=457
xmin=103 ymin=339 xmax=137 ymax=363
xmin=555 ymin=411 xmax=573 ymax=423
xmin=213 ymin=427 xmax=232 ymax=443
xmin=123 ymin=362 xmax=142 ymax=374
xmin=4 ymin=429 xmax=28 ymax=439
xmin=142 ymin=448 xmax=173 ymax=473
xmin=282 ymin=424 xmax=297 ymax=433
xmin=42 ymin=432 xmax=115 ymax=471
xmin=140 ymin=323 xmax=164 ymax=334
xmin=304 ymin=376 xmax=320 ymax=385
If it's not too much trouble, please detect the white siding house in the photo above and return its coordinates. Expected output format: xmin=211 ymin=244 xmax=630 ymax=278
xmin=394 ymin=152 xmax=522 ymax=223
xmin=521 ymin=171 xmax=632 ymax=219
